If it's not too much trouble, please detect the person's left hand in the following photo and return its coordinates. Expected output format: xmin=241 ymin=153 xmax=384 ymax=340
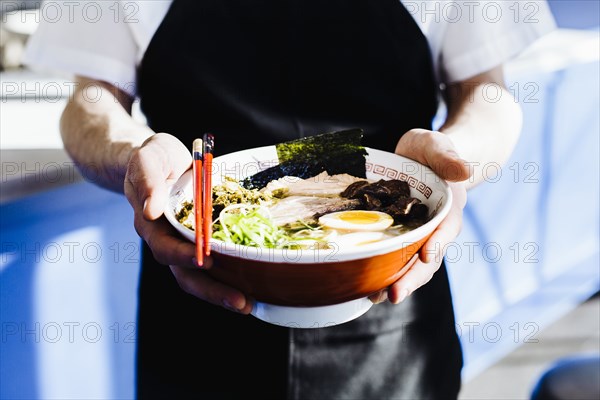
xmin=370 ymin=129 xmax=470 ymax=304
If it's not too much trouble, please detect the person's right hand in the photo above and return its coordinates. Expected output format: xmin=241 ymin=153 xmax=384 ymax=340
xmin=124 ymin=133 xmax=252 ymax=314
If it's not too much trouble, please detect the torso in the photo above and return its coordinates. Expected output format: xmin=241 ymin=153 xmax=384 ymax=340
xmin=135 ymin=1 xmax=462 ymax=398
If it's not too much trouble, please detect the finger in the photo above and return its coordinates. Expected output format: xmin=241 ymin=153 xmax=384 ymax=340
xmin=373 ymin=252 xmax=418 ymax=304
xmin=170 ymin=265 xmax=252 ymax=314
xmin=143 ymin=135 xmax=193 ymax=220
xmin=136 ymin=216 xmax=199 ymax=268
xmin=125 ymin=134 xmax=192 ymax=221
xmin=387 ymin=257 xmax=441 ymax=304
xmin=123 ymin=156 xmax=145 ymax=212
xmin=449 ymin=181 xmax=468 ymax=209
xmin=420 ymin=206 xmax=463 ymax=264
xmin=369 ymin=289 xmax=388 ymax=304
xmin=132 ymin=145 xmax=171 ymax=220
xmin=395 ymin=130 xmax=471 ymax=182
xmin=420 ymin=184 xmax=466 ymax=264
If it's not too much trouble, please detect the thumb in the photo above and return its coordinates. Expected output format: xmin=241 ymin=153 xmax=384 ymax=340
xmin=125 ymin=133 xmax=192 ymax=220
xmin=395 ymin=129 xmax=471 ymax=182
xmin=144 ymin=135 xmax=192 ymax=220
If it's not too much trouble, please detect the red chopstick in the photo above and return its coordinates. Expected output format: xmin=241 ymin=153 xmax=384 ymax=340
xmin=192 ymin=138 xmax=204 ymax=267
xmin=202 ymin=133 xmax=215 ymax=257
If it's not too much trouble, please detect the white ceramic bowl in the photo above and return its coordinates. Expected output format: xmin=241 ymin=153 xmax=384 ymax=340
xmin=165 ymin=145 xmax=451 ymax=310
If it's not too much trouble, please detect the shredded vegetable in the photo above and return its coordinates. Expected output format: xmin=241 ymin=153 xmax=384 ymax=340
xmin=212 ymin=204 xmax=332 ymax=249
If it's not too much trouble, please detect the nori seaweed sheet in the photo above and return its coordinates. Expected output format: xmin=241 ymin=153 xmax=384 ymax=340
xmin=241 ymin=129 xmax=368 ymax=190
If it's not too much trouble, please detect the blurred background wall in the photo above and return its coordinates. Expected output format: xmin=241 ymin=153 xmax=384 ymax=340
xmin=1 ymin=1 xmax=599 ymax=399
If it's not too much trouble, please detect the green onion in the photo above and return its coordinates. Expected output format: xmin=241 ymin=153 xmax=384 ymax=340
xmin=212 ymin=204 xmax=332 ymax=249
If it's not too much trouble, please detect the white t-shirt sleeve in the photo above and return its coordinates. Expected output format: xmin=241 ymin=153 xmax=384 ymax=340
xmin=23 ymin=1 xmax=140 ymax=96
xmin=437 ymin=0 xmax=556 ymax=82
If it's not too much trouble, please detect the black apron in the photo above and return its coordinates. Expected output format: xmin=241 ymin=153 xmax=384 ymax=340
xmin=136 ymin=1 xmax=462 ymax=398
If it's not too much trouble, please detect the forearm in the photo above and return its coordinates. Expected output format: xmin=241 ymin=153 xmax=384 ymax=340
xmin=440 ymin=71 xmax=523 ymax=189
xmin=60 ymin=77 xmax=154 ymax=192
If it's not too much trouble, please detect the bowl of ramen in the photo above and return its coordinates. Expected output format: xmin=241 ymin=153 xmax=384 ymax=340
xmin=165 ymin=130 xmax=452 ymax=326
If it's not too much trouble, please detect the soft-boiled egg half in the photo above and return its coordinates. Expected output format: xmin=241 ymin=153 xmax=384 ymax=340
xmin=318 ymin=210 xmax=394 ymax=232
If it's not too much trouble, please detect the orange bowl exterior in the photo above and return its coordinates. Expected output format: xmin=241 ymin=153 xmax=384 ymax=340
xmin=207 ymin=235 xmax=430 ymax=306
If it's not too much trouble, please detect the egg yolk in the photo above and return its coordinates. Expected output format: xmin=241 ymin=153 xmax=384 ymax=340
xmin=338 ymin=211 xmax=385 ymax=225
xmin=319 ymin=210 xmax=394 ymax=231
